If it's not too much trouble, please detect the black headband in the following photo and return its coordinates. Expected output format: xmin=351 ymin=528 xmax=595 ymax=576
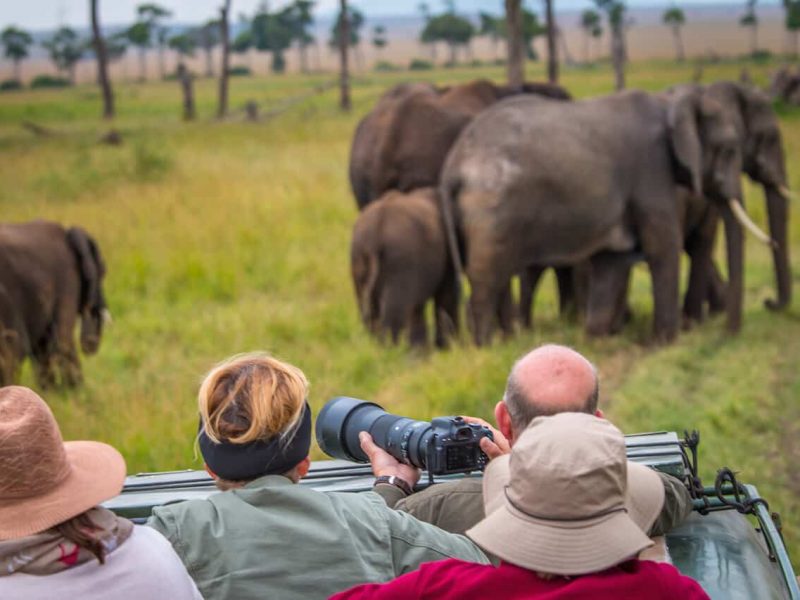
xmin=198 ymin=402 xmax=312 ymax=481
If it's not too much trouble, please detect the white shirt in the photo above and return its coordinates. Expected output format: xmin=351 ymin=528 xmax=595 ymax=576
xmin=0 ymin=525 xmax=202 ymax=600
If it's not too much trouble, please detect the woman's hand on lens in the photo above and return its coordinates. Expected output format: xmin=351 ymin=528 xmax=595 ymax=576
xmin=459 ymin=416 xmax=511 ymax=460
xmin=359 ymin=432 xmax=421 ymax=487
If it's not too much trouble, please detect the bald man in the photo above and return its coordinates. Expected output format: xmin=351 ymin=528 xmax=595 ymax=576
xmin=363 ymin=344 xmax=692 ymax=538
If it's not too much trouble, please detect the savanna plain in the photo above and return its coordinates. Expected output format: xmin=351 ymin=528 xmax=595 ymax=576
xmin=1 ymin=59 xmax=798 ymax=557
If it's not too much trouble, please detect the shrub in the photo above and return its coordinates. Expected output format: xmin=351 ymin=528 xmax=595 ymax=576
xmin=229 ymin=66 xmax=251 ymax=76
xmin=0 ymin=79 xmax=22 ymax=91
xmin=469 ymin=59 xmax=484 ymax=68
xmin=749 ymin=49 xmax=772 ymax=63
xmin=30 ymin=75 xmax=70 ymax=89
xmin=374 ymin=61 xmax=400 ymax=72
xmin=409 ymin=58 xmax=433 ymax=71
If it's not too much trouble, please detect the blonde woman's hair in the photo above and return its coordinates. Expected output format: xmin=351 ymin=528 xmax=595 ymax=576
xmin=198 ymin=352 xmax=309 ymax=445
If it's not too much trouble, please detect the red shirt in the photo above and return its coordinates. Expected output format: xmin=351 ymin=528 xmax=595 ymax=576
xmin=330 ymin=559 xmax=710 ymax=600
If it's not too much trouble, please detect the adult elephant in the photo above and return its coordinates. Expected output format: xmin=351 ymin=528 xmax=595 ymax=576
xmin=348 ymin=79 xmax=571 ymax=209
xmin=0 ymin=220 xmax=109 ymax=387
xmin=439 ymin=89 xmax=745 ymax=345
xmin=349 ymin=82 xmax=440 ymax=209
xmin=595 ymin=81 xmax=791 ymax=332
xmin=351 ymin=188 xmax=458 ymax=348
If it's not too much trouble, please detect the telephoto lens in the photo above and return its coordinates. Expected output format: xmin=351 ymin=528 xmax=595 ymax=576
xmin=315 ymin=397 xmax=492 ymax=475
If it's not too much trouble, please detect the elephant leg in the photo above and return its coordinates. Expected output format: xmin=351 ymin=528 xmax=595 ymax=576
xmin=683 ymin=206 xmax=718 ymax=325
xmin=468 ymin=283 xmax=502 ymax=347
xmin=379 ymin=289 xmax=407 ymax=345
xmin=408 ymin=305 xmax=428 ymax=348
xmin=496 ymin=282 xmax=516 ymax=339
xmin=585 ymin=252 xmax=633 ymax=337
xmin=519 ymin=266 xmax=545 ymax=329
xmin=555 ymin=267 xmax=578 ymax=320
xmin=707 ymin=261 xmax=727 ymax=315
xmin=642 ymin=230 xmax=681 ymax=343
xmin=433 ymin=274 xmax=459 ymax=349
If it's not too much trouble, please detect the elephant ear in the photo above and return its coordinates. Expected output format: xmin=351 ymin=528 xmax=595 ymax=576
xmin=66 ymin=227 xmax=104 ymax=313
xmin=667 ymin=91 xmax=704 ymax=196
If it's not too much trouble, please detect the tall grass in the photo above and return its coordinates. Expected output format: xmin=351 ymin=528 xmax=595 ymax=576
xmin=0 ymin=60 xmax=798 ymax=557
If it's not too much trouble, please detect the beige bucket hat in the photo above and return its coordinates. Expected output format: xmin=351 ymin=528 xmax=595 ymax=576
xmin=0 ymin=386 xmax=126 ymax=540
xmin=467 ymin=412 xmax=662 ymax=576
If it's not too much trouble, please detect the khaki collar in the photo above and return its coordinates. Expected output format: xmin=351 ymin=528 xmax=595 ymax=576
xmin=243 ymin=474 xmax=296 ymax=489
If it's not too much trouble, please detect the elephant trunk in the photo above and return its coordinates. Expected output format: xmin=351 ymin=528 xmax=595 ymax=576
xmin=765 ymin=185 xmax=792 ymax=311
xmin=721 ymin=204 xmax=745 ymax=333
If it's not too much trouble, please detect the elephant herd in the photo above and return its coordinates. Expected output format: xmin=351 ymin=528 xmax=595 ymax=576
xmin=349 ymin=78 xmax=792 ymax=347
xmin=0 ymin=221 xmax=109 ymax=387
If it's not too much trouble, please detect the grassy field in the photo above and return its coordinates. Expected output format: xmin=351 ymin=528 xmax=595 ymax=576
xmin=0 ymin=59 xmax=798 ymax=559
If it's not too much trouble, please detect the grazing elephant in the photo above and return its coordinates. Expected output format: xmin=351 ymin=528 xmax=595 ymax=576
xmin=439 ymin=89 xmax=745 ymax=345
xmin=348 ymin=79 xmax=571 ymax=209
xmin=351 ymin=188 xmax=458 ymax=348
xmin=0 ymin=220 xmax=109 ymax=387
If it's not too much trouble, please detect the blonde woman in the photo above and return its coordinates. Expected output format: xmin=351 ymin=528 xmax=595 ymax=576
xmin=148 ymin=353 xmax=487 ymax=600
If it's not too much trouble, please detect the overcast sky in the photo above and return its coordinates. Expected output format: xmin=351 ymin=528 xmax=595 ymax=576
xmin=2 ymin=0 xmax=781 ymax=31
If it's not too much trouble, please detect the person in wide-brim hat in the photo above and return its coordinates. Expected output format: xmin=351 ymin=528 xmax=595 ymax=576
xmin=332 ymin=413 xmax=711 ymax=600
xmin=0 ymin=386 xmax=201 ymax=600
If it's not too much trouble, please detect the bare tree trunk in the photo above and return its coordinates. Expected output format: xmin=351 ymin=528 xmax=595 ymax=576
xmin=298 ymin=41 xmax=308 ymax=73
xmin=448 ymin=42 xmax=457 ymax=65
xmin=505 ymin=0 xmax=524 ymax=90
xmin=612 ymin=26 xmax=626 ymax=90
xmin=545 ymin=0 xmax=558 ymax=82
xmin=13 ymin=59 xmax=21 ymax=82
xmin=205 ymin=48 xmax=213 ymax=77
xmin=339 ymin=0 xmax=351 ymax=112
xmin=672 ymin=26 xmax=685 ymax=62
xmin=217 ymin=0 xmax=231 ymax=119
xmin=178 ymin=63 xmax=196 ymax=120
xmin=90 ymin=0 xmax=115 ymax=119
xmin=139 ymin=47 xmax=146 ymax=82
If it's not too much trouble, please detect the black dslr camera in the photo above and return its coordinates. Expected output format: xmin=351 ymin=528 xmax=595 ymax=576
xmin=316 ymin=397 xmax=493 ymax=475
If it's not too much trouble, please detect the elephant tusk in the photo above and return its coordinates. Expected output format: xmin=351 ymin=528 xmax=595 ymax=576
xmin=728 ymin=199 xmax=776 ymax=248
xmin=101 ymin=308 xmax=113 ymax=324
xmin=778 ymin=185 xmax=798 ymax=202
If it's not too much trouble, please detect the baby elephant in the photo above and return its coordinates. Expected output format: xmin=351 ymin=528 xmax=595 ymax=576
xmin=351 ymin=188 xmax=458 ymax=348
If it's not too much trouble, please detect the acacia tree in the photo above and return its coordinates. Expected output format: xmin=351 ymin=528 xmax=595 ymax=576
xmin=505 ymin=0 xmax=525 ymax=89
xmin=90 ymin=0 xmax=114 ymax=119
xmin=580 ymin=9 xmax=602 ymax=63
xmin=421 ymin=9 xmax=475 ymax=65
xmin=194 ymin=20 xmax=221 ymax=77
xmin=372 ymin=25 xmax=388 ymax=61
xmin=330 ymin=5 xmax=364 ymax=70
xmin=252 ymin=7 xmax=294 ymax=73
xmin=784 ymin=0 xmax=800 ymax=57
xmin=1 ymin=26 xmax=33 ymax=82
xmin=232 ymin=27 xmax=253 ymax=68
xmin=740 ymin=0 xmax=758 ymax=55
xmin=287 ymin=0 xmax=315 ymax=73
xmin=126 ymin=22 xmax=150 ymax=81
xmin=338 ymin=0 xmax=351 ymax=111
xmin=663 ymin=6 xmax=686 ymax=62
xmin=43 ymin=27 xmax=85 ymax=84
xmin=596 ymin=0 xmax=628 ymax=90
xmin=138 ymin=4 xmax=172 ymax=78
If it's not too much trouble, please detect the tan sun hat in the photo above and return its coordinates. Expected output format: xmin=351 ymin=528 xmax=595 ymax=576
xmin=0 ymin=386 xmax=126 ymax=540
xmin=467 ymin=412 xmax=660 ymax=576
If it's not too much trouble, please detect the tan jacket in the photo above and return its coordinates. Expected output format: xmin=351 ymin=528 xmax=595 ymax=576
xmin=376 ymin=471 xmax=693 ymax=537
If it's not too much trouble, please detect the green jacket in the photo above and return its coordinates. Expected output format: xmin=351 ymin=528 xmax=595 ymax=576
xmin=147 ymin=474 xmax=488 ymax=600
xmin=379 ymin=471 xmax=693 ymax=537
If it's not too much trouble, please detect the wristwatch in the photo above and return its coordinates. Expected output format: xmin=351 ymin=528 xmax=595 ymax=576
xmin=374 ymin=475 xmax=413 ymax=496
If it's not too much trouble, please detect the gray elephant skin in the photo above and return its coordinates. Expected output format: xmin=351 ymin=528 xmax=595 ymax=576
xmin=595 ymin=81 xmax=792 ymax=334
xmin=0 ymin=220 xmax=109 ymax=387
xmin=440 ymin=89 xmax=744 ymax=345
xmin=351 ymin=188 xmax=458 ymax=348
xmin=349 ymin=79 xmax=571 ymax=209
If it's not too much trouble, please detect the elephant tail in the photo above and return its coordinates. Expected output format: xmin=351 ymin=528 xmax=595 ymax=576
xmin=352 ymin=246 xmax=380 ymax=330
xmin=438 ymin=176 xmax=465 ymax=297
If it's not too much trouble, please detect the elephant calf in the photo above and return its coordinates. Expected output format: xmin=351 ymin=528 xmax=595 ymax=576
xmin=0 ymin=220 xmax=109 ymax=387
xmin=351 ymin=188 xmax=458 ymax=348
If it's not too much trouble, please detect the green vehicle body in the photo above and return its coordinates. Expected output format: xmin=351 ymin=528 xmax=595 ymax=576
xmin=105 ymin=431 xmax=799 ymax=600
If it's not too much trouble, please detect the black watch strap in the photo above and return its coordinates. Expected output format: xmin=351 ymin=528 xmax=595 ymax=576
xmin=374 ymin=475 xmax=413 ymax=496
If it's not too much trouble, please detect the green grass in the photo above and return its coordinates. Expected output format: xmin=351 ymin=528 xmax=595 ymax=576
xmin=1 ymin=59 xmax=799 ymax=559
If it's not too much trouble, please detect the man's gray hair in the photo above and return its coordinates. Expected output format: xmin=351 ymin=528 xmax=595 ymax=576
xmin=503 ymin=360 xmax=600 ymax=434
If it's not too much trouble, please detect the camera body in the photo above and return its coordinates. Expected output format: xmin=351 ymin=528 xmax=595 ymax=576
xmin=316 ymin=397 xmax=493 ymax=476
